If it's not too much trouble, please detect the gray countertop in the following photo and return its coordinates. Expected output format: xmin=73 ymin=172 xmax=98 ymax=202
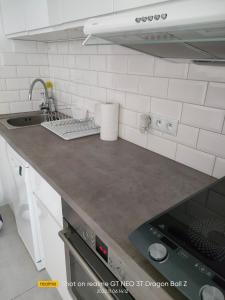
xmin=0 ymin=113 xmax=215 ymax=300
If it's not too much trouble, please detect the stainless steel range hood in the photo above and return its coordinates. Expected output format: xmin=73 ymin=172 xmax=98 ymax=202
xmin=83 ymin=0 xmax=225 ymax=63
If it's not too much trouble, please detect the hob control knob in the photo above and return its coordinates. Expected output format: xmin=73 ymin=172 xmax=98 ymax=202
xmin=148 ymin=243 xmax=168 ymax=262
xmin=201 ymin=285 xmax=224 ymax=300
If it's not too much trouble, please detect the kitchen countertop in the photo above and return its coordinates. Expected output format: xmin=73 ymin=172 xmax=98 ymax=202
xmin=0 ymin=113 xmax=215 ymax=300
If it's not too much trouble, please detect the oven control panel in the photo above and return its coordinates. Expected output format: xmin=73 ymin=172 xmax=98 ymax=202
xmin=74 ymin=223 xmax=127 ymax=281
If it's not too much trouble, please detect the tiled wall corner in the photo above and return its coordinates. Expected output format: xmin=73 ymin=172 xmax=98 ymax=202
xmin=0 ymin=25 xmax=49 ymax=114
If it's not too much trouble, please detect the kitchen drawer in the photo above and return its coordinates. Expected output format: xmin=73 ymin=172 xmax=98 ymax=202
xmin=30 ymin=168 xmax=63 ymax=227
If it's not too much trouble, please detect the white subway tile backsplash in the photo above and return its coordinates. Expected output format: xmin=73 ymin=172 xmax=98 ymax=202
xmin=75 ymin=55 xmax=90 ymax=70
xmin=48 ymin=55 xmax=64 ymax=67
xmin=125 ymin=93 xmax=149 ymax=113
xmin=89 ymin=86 xmax=107 ymax=102
xmin=124 ymin=126 xmax=147 ymax=148
xmin=27 ymin=54 xmax=48 ymax=66
xmin=10 ymin=101 xmax=32 ymax=113
xmin=182 ymin=104 xmax=225 ymax=132
xmin=0 ymin=79 xmax=6 ymax=90
xmin=205 ymin=82 xmax=225 ymax=109
xmin=139 ymin=77 xmax=168 ymax=98
xmin=20 ymin=90 xmax=40 ymax=101
xmin=107 ymin=55 xmax=127 ymax=73
xmin=168 ymin=79 xmax=207 ymax=104
xmin=198 ymin=130 xmax=225 ymax=159
xmin=2 ymin=53 xmax=27 ymax=65
xmin=151 ymin=97 xmax=182 ymax=120
xmin=163 ymin=124 xmax=199 ymax=148
xmin=39 ymin=66 xmax=49 ymax=77
xmin=0 ymin=91 xmax=20 ymax=102
xmin=147 ymin=134 xmax=177 ymax=159
xmin=1 ymin=33 xmax=224 ymax=178
xmin=99 ymin=72 xmax=139 ymax=93
xmin=17 ymin=66 xmax=40 ymax=77
xmin=0 ymin=66 xmax=17 ymax=78
xmin=213 ymin=158 xmax=225 ymax=178
xmin=176 ymin=145 xmax=215 ymax=175
xmin=127 ymin=55 xmax=154 ymax=76
xmin=189 ymin=64 xmax=225 ymax=82
xmin=50 ymin=67 xmax=70 ymax=80
xmin=71 ymin=95 xmax=84 ymax=108
xmin=120 ymin=109 xmax=137 ymax=127
xmin=107 ymin=89 xmax=125 ymax=106
xmin=63 ymin=55 xmax=76 ymax=68
xmin=57 ymin=42 xmax=69 ymax=54
xmin=76 ymin=84 xmax=90 ymax=98
xmin=37 ymin=42 xmax=48 ymax=54
xmin=90 ymin=55 xmax=106 ymax=71
xmin=60 ymin=92 xmax=72 ymax=105
xmin=6 ymin=78 xmax=30 ymax=90
xmin=154 ymin=59 xmax=188 ymax=79
xmin=12 ymin=40 xmax=37 ymax=53
xmin=48 ymin=42 xmax=58 ymax=54
xmin=32 ymin=100 xmax=42 ymax=111
xmin=71 ymin=69 xmax=98 ymax=86
xmin=0 ymin=102 xmax=10 ymax=114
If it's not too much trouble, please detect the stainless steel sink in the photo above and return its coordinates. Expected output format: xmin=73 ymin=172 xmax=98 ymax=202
xmin=0 ymin=112 xmax=60 ymax=129
xmin=7 ymin=114 xmax=48 ymax=127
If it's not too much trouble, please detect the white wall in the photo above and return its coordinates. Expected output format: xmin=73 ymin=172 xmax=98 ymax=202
xmin=0 ymin=18 xmax=49 ymax=114
xmin=47 ymin=41 xmax=225 ymax=178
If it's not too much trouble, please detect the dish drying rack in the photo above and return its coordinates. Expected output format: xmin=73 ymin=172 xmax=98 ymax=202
xmin=41 ymin=106 xmax=100 ymax=140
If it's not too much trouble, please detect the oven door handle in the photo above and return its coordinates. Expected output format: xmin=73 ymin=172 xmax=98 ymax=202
xmin=59 ymin=229 xmax=115 ymax=300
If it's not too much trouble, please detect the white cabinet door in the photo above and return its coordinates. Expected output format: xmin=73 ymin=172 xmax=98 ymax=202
xmin=47 ymin=0 xmax=61 ymax=26
xmin=114 ymin=0 xmax=169 ymax=12
xmin=0 ymin=136 xmax=15 ymax=209
xmin=36 ymin=198 xmax=72 ymax=300
xmin=0 ymin=0 xmax=27 ymax=34
xmin=25 ymin=0 xmax=49 ymax=30
xmin=61 ymin=0 xmax=114 ymax=23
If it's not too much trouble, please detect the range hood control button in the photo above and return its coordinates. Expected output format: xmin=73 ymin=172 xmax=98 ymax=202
xmin=135 ymin=18 xmax=142 ymax=23
xmin=148 ymin=16 xmax=154 ymax=21
xmin=161 ymin=13 xmax=168 ymax=20
xmin=141 ymin=17 xmax=147 ymax=22
xmin=154 ymin=14 xmax=160 ymax=21
xmin=149 ymin=243 xmax=168 ymax=262
xmin=200 ymin=285 xmax=224 ymax=300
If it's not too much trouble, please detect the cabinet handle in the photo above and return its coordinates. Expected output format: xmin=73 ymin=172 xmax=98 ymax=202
xmin=19 ymin=166 xmax=22 ymax=176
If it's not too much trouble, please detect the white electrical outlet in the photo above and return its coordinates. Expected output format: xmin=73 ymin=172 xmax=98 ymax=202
xmin=149 ymin=113 xmax=178 ymax=136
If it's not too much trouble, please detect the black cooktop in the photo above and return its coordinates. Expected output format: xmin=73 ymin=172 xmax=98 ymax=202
xmin=150 ymin=176 xmax=225 ymax=279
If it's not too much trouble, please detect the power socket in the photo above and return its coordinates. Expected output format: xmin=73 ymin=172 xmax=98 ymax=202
xmin=149 ymin=113 xmax=178 ymax=136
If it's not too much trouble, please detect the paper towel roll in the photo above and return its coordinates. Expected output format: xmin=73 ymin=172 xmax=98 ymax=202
xmin=97 ymin=103 xmax=119 ymax=141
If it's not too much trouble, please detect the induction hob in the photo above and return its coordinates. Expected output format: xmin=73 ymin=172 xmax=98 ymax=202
xmin=130 ymin=177 xmax=225 ymax=300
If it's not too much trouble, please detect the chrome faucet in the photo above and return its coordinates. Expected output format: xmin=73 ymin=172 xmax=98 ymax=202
xmin=28 ymin=78 xmax=50 ymax=113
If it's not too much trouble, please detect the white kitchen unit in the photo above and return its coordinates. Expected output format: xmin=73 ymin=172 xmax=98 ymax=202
xmin=30 ymin=168 xmax=72 ymax=300
xmin=0 ymin=135 xmax=15 ymax=209
xmin=0 ymin=0 xmax=58 ymax=35
xmin=7 ymin=145 xmax=45 ymax=271
xmin=1 ymin=0 xmax=113 ymax=37
xmin=60 ymin=0 xmax=114 ymax=24
xmin=114 ymin=0 xmax=170 ymax=12
xmin=0 ymin=0 xmax=27 ymax=35
xmin=25 ymin=0 xmax=49 ymax=31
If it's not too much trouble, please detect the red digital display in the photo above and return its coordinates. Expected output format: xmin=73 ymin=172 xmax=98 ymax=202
xmin=96 ymin=236 xmax=108 ymax=262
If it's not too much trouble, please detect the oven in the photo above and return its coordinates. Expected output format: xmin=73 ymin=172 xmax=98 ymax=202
xmin=59 ymin=202 xmax=135 ymax=300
